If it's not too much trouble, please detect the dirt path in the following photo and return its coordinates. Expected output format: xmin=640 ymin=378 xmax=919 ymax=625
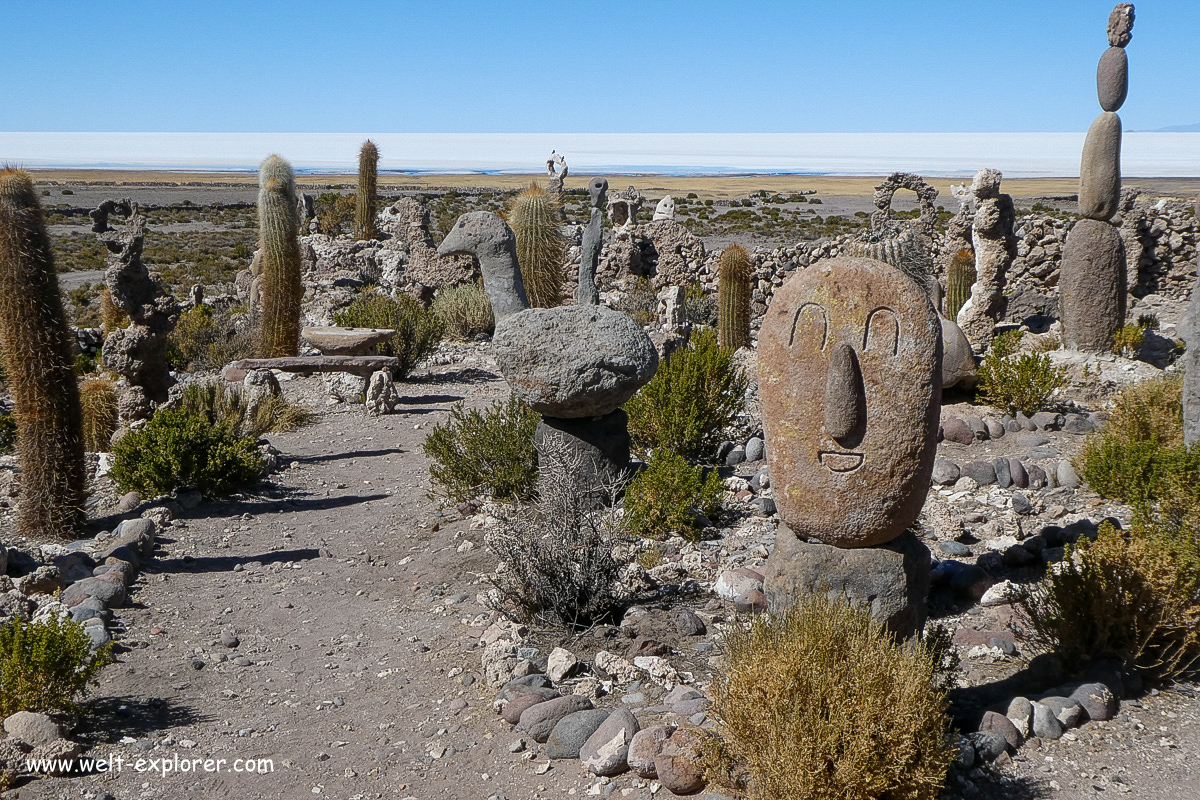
xmin=19 ymin=369 xmax=621 ymax=800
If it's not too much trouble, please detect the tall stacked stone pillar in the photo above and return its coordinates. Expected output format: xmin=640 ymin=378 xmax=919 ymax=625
xmin=957 ymin=169 xmax=1015 ymax=352
xmin=1060 ymin=4 xmax=1134 ymax=352
xmin=760 ymin=257 xmax=942 ymax=638
xmin=1182 ymin=194 xmax=1200 ymax=447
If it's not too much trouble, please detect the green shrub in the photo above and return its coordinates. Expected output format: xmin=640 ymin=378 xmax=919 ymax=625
xmin=333 ymin=289 xmax=443 ymax=379
xmin=315 ymin=192 xmax=356 ymax=236
xmin=0 ymin=616 xmax=114 ymax=717
xmin=110 ymin=409 xmax=264 ymax=498
xmin=431 ymin=282 xmax=494 ymax=340
xmin=423 ymin=394 xmax=538 ymax=503
xmin=179 ymin=381 xmax=314 ymax=439
xmin=624 ymin=450 xmax=722 ymax=541
xmin=626 ymin=328 xmax=748 ymax=462
xmin=977 ymin=330 xmax=1067 ymax=416
xmin=706 ymin=595 xmax=954 ymax=800
xmin=0 ymin=412 xmax=15 ymax=454
xmin=167 ymin=303 xmax=257 ymax=372
xmin=1077 ymin=375 xmax=1199 ymax=506
xmin=79 ymin=377 xmax=119 ymax=452
xmin=1113 ymin=323 xmax=1146 ymax=359
xmin=1017 ymin=521 xmax=1200 ymax=681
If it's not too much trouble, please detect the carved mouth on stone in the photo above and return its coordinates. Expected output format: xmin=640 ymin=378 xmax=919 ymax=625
xmin=818 ymin=450 xmax=865 ymax=473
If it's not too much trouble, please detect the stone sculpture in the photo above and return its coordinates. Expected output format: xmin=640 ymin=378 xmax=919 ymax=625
xmin=759 ymin=256 xmax=941 ymax=636
xmin=608 ymin=186 xmax=645 ymax=236
xmin=957 ymin=168 xmax=1016 ymax=352
xmin=1183 ymin=196 xmax=1199 ymax=446
xmin=91 ymin=199 xmax=180 ymax=424
xmin=653 ymin=196 xmax=675 ymax=222
xmin=1061 ymin=4 xmax=1133 ymax=352
xmin=545 ymin=151 xmax=568 ymax=197
xmin=437 ymin=212 xmax=659 ymax=496
xmin=579 ymin=178 xmax=607 ymax=306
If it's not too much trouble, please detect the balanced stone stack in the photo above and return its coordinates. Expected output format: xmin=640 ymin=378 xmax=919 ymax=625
xmin=437 ymin=211 xmax=659 ymax=500
xmin=1060 ymin=4 xmax=1134 ymax=352
xmin=759 ymin=257 xmax=942 ymax=638
xmin=958 ymin=169 xmax=1016 ymax=352
xmin=1183 ymin=194 xmax=1200 ymax=446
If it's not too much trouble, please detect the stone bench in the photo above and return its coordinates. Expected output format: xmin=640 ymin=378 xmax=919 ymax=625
xmin=222 ymin=356 xmax=398 ymax=382
xmin=301 ymin=326 xmax=395 ymax=356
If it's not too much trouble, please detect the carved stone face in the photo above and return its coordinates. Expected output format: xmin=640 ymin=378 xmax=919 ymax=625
xmin=758 ymin=257 xmax=942 ymax=548
xmin=588 ymin=178 xmax=608 ymax=209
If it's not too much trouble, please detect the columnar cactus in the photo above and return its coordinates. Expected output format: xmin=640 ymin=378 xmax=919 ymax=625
xmin=0 ymin=168 xmax=87 ymax=539
xmin=945 ymin=248 xmax=977 ymax=321
xmin=507 ymin=183 xmax=567 ymax=308
xmin=355 ymin=139 xmax=379 ymax=241
xmin=256 ymin=155 xmax=304 ymax=357
xmin=718 ymin=244 xmax=753 ymax=350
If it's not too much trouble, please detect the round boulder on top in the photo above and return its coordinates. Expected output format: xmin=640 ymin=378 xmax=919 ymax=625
xmin=493 ymin=304 xmax=659 ymax=418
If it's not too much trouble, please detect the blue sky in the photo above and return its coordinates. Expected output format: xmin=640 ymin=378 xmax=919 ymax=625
xmin=3 ymin=1 xmax=1196 ymax=133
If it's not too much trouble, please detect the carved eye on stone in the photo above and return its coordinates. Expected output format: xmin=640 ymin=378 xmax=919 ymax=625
xmin=863 ymin=307 xmax=900 ymax=357
xmin=789 ymin=302 xmax=828 ymax=352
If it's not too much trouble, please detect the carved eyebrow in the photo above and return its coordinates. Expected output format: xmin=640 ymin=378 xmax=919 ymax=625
xmin=863 ymin=306 xmax=900 ymax=356
xmin=789 ymin=302 xmax=828 ymax=350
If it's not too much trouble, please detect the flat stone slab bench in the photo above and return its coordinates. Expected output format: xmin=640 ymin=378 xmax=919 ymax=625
xmin=301 ymin=326 xmax=395 ymax=356
xmin=222 ymin=356 xmax=398 ymax=382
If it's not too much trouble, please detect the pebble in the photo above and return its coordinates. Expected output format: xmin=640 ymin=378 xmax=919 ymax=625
xmin=961 ymin=460 xmax=998 ymax=486
xmin=936 ymin=541 xmax=971 ymax=557
xmin=1056 ymin=460 xmax=1081 ymax=489
xmin=545 ymin=709 xmax=611 ymax=760
xmin=931 ymin=457 xmax=961 ymax=486
xmin=1011 ymin=492 xmax=1033 ymax=516
xmin=674 ymin=609 xmax=706 ymax=637
xmin=744 ymin=437 xmax=764 ymax=462
xmin=220 ymin=629 xmax=240 ymax=648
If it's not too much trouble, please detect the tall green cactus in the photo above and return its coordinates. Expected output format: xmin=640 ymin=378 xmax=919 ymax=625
xmin=507 ymin=182 xmax=566 ymax=308
xmin=256 ymin=155 xmax=304 ymax=357
xmin=718 ymin=244 xmax=753 ymax=351
xmin=355 ymin=139 xmax=379 ymax=241
xmin=946 ymin=248 xmax=977 ymax=321
xmin=0 ymin=168 xmax=86 ymax=539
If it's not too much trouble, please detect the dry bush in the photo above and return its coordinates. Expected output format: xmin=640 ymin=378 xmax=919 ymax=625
xmin=1017 ymin=521 xmax=1200 ymax=681
xmin=432 ymin=281 xmax=494 ymax=340
xmin=1104 ymin=374 xmax=1184 ymax=446
xmin=179 ymin=380 xmax=313 ymax=439
xmin=623 ymin=449 xmax=722 ymax=541
xmin=485 ymin=431 xmax=629 ymax=629
xmin=332 ymin=289 xmax=443 ymax=379
xmin=167 ymin=303 xmax=257 ymax=372
xmin=423 ymin=394 xmax=538 ymax=503
xmin=707 ymin=595 xmax=954 ymax=800
xmin=977 ymin=330 xmax=1067 ymax=416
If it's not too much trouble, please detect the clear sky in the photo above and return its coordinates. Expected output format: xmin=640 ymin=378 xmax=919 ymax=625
xmin=3 ymin=1 xmax=1196 ymax=133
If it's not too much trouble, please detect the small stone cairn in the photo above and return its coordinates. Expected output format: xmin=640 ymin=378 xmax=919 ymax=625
xmin=758 ymin=256 xmax=942 ymax=637
xmin=1060 ymin=4 xmax=1134 ymax=352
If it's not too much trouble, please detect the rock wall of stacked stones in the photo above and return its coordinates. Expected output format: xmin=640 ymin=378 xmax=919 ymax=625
xmin=611 ymin=209 xmax=1194 ymax=339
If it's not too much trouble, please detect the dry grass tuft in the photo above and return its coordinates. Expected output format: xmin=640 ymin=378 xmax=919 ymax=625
xmin=707 ymin=595 xmax=954 ymax=800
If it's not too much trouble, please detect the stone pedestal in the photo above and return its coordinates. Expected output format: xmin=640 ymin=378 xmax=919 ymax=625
xmin=535 ymin=410 xmax=631 ymax=505
xmin=763 ymin=526 xmax=931 ymax=638
xmin=1059 ymin=219 xmax=1126 ymax=352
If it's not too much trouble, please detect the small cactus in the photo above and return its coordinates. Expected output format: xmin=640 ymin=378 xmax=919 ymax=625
xmin=80 ymin=377 xmax=119 ymax=452
xmin=256 ymin=155 xmax=304 ymax=357
xmin=946 ymin=248 xmax=977 ymax=322
xmin=355 ymin=140 xmax=379 ymax=241
xmin=507 ymin=183 xmax=566 ymax=308
xmin=718 ymin=245 xmax=753 ymax=350
xmin=0 ymin=168 xmax=87 ymax=539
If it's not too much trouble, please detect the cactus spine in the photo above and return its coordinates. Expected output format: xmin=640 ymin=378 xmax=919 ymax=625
xmin=355 ymin=139 xmax=379 ymax=240
xmin=80 ymin=377 xmax=119 ymax=452
xmin=718 ymin=245 xmax=753 ymax=350
xmin=507 ymin=182 xmax=566 ymax=308
xmin=946 ymin=248 xmax=977 ymax=322
xmin=256 ymin=155 xmax=304 ymax=357
xmin=0 ymin=168 xmax=87 ymax=539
